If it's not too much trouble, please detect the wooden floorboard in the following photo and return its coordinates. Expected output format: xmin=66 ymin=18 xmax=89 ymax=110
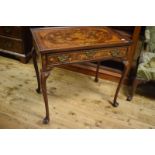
xmin=0 ymin=56 xmax=155 ymax=128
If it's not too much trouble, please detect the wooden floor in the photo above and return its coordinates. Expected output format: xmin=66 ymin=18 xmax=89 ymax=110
xmin=0 ymin=56 xmax=155 ymax=128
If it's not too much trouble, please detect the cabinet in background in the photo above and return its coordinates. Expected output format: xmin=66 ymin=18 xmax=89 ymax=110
xmin=0 ymin=26 xmax=32 ymax=63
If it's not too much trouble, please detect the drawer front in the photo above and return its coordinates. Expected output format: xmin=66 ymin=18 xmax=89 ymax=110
xmin=47 ymin=47 xmax=127 ymax=66
xmin=0 ymin=36 xmax=23 ymax=53
xmin=0 ymin=26 xmax=22 ymax=39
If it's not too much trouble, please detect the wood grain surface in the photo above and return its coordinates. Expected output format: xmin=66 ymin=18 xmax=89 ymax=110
xmin=0 ymin=56 xmax=155 ymax=128
xmin=31 ymin=27 xmax=132 ymax=53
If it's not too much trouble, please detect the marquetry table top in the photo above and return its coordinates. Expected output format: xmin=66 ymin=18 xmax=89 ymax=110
xmin=31 ymin=27 xmax=132 ymax=53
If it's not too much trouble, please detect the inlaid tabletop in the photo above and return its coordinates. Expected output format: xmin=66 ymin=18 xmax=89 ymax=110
xmin=31 ymin=27 xmax=132 ymax=53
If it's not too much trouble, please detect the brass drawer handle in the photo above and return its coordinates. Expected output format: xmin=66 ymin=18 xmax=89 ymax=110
xmin=58 ymin=55 xmax=69 ymax=62
xmin=110 ymin=49 xmax=120 ymax=57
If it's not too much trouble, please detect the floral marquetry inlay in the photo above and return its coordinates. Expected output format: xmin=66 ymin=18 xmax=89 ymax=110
xmin=47 ymin=47 xmax=127 ymax=66
xmin=32 ymin=27 xmax=131 ymax=52
xmin=44 ymin=28 xmax=112 ymax=45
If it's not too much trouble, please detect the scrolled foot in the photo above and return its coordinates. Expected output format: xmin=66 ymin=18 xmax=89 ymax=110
xmin=36 ymin=88 xmax=41 ymax=94
xmin=112 ymin=101 xmax=119 ymax=107
xmin=126 ymin=95 xmax=132 ymax=101
xmin=43 ymin=116 xmax=49 ymax=124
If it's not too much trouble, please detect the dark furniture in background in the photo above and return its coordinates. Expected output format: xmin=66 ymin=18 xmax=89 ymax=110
xmin=31 ymin=27 xmax=132 ymax=123
xmin=127 ymin=26 xmax=155 ymax=101
xmin=0 ymin=26 xmax=32 ymax=63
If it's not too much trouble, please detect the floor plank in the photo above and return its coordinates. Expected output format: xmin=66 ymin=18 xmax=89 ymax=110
xmin=0 ymin=56 xmax=155 ymax=128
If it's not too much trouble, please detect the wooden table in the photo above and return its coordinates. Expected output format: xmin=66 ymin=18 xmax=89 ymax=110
xmin=31 ymin=27 xmax=132 ymax=124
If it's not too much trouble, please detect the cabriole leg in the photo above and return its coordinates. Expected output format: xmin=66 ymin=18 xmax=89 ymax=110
xmin=113 ymin=61 xmax=129 ymax=107
xmin=127 ymin=78 xmax=140 ymax=101
xmin=40 ymin=70 xmax=50 ymax=124
xmin=32 ymin=47 xmax=41 ymax=93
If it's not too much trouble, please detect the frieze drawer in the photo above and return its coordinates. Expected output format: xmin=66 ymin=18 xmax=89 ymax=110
xmin=0 ymin=36 xmax=23 ymax=53
xmin=47 ymin=47 xmax=127 ymax=66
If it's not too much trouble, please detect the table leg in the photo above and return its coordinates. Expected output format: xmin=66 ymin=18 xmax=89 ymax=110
xmin=41 ymin=70 xmax=50 ymax=124
xmin=95 ymin=61 xmax=100 ymax=82
xmin=32 ymin=47 xmax=41 ymax=93
xmin=113 ymin=61 xmax=129 ymax=107
xmin=127 ymin=78 xmax=141 ymax=101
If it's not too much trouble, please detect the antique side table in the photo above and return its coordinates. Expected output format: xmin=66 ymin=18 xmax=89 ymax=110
xmin=31 ymin=27 xmax=132 ymax=124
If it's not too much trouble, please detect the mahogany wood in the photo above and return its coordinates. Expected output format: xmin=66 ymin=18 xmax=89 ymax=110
xmin=31 ymin=26 xmax=132 ymax=123
xmin=62 ymin=27 xmax=141 ymax=83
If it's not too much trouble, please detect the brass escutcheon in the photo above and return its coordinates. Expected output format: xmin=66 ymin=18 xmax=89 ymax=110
xmin=84 ymin=51 xmax=95 ymax=57
xmin=110 ymin=49 xmax=120 ymax=57
xmin=58 ymin=55 xmax=69 ymax=62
